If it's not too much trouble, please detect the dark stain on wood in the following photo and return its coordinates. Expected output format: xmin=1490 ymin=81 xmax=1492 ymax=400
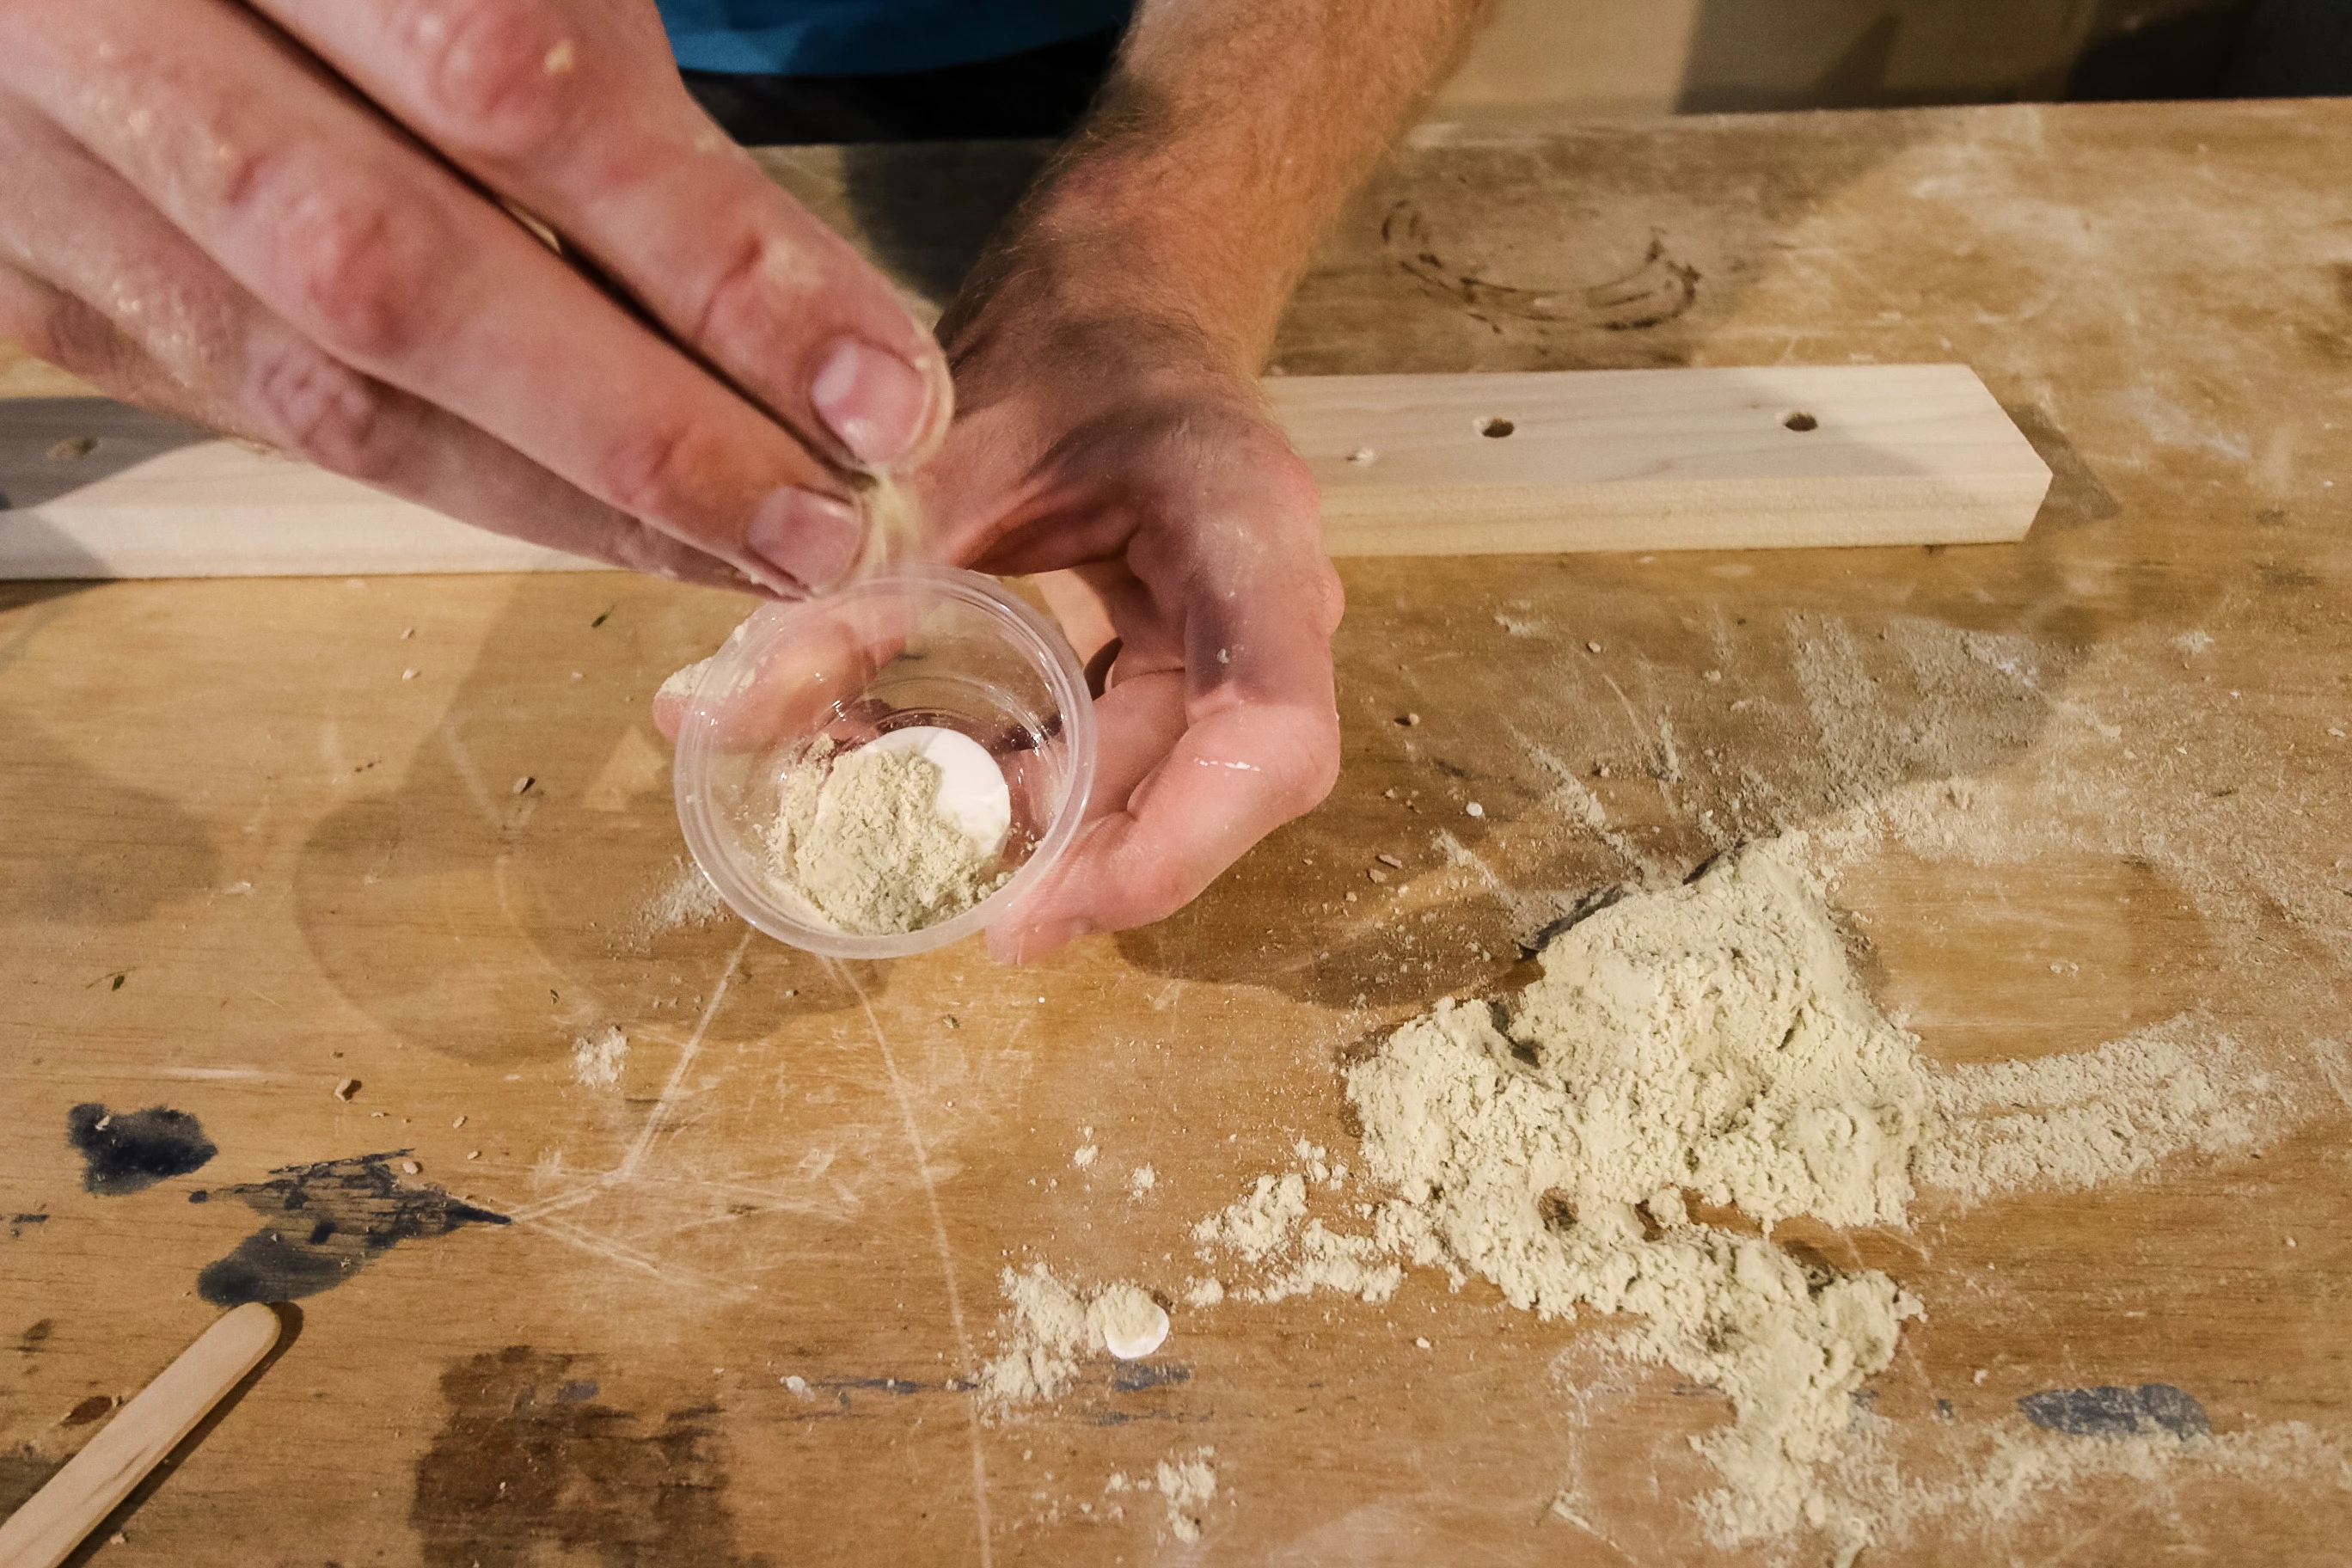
xmin=16 ymin=1319 xmax=52 ymax=1354
xmin=412 ymin=1345 xmax=767 ymax=1568
xmin=1382 ymin=202 xmax=1700 ymax=332
xmin=0 ymin=1448 xmax=61 ymax=1518
xmin=66 ymin=1103 xmax=217 ymax=1195
xmin=188 ymin=1151 xmax=507 ymax=1306
xmin=1110 ymin=1361 xmax=1192 ymax=1393
xmin=2018 ymin=1382 xmax=2211 ymax=1440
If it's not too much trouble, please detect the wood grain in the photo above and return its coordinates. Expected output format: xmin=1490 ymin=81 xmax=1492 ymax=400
xmin=1283 ymin=363 xmax=2050 ymax=554
xmin=0 ymin=400 xmax=590 ymax=579
xmin=3 ymin=100 xmax=2349 ymax=1567
xmin=1 ymin=366 xmax=2046 ymax=578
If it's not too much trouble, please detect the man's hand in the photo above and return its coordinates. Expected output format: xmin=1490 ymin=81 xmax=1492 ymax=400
xmin=0 ymin=0 xmax=951 ymax=592
xmin=908 ymin=0 xmax=1491 ymax=959
xmin=914 ymin=312 xmax=1345 ymax=963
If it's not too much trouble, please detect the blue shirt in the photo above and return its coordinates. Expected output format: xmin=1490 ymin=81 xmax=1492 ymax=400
xmin=658 ymin=0 xmax=1133 ymax=77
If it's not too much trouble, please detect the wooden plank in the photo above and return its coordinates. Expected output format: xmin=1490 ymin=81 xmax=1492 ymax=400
xmin=1281 ymin=363 xmax=2050 ymax=555
xmin=0 ymin=365 xmax=2047 ymax=580
xmin=0 ymin=399 xmax=589 ymax=579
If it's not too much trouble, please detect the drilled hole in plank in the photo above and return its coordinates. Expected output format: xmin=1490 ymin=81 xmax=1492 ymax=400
xmin=1782 ymin=411 xmax=1819 ymax=432
xmin=1477 ymin=417 xmax=1515 ymax=438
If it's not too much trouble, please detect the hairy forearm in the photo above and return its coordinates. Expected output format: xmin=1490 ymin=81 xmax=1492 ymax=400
xmin=945 ymin=0 xmax=1492 ymax=373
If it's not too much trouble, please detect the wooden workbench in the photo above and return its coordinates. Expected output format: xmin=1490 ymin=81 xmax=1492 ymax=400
xmin=5 ymin=98 xmax=2350 ymax=1565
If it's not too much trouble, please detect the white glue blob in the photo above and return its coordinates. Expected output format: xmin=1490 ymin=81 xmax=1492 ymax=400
xmin=867 ymin=726 xmax=1011 ymax=857
xmin=1093 ymin=1285 xmax=1172 ymax=1361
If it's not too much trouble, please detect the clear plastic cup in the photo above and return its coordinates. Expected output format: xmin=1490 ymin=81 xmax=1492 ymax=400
xmin=672 ymin=565 xmax=1097 ymax=958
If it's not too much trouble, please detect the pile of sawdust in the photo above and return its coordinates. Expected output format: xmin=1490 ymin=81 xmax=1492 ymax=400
xmin=1185 ymin=833 xmax=2271 ymax=1560
xmin=768 ymin=739 xmax=1007 ymax=934
xmin=1346 ymin=843 xmax=1926 ymax=1553
xmin=1191 ymin=1174 xmax=1308 ymax=1261
xmin=1154 ymin=1448 xmax=1218 ymax=1543
xmin=1191 ymin=1177 xmax=1402 ymax=1304
xmin=1919 ymin=1016 xmax=2257 ymax=1199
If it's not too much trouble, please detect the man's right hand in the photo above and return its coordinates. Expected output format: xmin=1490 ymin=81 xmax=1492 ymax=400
xmin=0 ymin=0 xmax=951 ymax=592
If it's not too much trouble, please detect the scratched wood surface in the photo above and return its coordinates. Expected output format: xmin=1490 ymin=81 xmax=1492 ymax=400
xmin=4 ymin=99 xmax=2351 ymax=1565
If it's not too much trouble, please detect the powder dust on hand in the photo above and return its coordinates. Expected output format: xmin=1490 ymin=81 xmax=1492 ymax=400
xmin=769 ymin=733 xmax=1011 ymax=935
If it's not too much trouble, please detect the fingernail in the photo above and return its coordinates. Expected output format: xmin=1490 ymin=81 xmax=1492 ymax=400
xmin=745 ymin=487 xmax=862 ymax=593
xmin=811 ymin=338 xmax=933 ymax=466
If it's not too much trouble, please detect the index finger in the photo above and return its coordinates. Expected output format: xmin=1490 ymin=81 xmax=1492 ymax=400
xmin=254 ymin=0 xmax=953 ymax=473
xmin=1 ymin=0 xmax=865 ymax=593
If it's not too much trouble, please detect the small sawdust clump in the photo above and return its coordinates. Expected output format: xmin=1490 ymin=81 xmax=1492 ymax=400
xmin=1191 ymin=1173 xmax=1308 ymax=1260
xmin=570 ymin=1026 xmax=628 ymax=1090
xmin=979 ymin=1265 xmax=1092 ymax=1403
xmin=640 ymin=859 xmax=726 ymax=934
xmin=657 ymin=656 xmax=711 ymax=701
xmin=1154 ymin=1448 xmax=1218 ymax=1543
xmin=769 ymin=739 xmax=1007 ymax=935
xmin=1191 ymin=1172 xmax=1404 ymax=1303
xmin=978 ymin=1265 xmax=1171 ymax=1404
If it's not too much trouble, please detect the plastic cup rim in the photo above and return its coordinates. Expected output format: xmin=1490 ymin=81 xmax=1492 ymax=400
xmin=672 ymin=563 xmax=1098 ymax=959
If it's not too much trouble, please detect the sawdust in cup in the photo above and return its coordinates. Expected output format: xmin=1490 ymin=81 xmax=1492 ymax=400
xmin=672 ymin=565 xmax=1096 ymax=958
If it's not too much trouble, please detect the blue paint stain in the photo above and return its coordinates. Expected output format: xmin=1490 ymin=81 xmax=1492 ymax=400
xmin=2018 ymin=1383 xmax=2210 ymax=1440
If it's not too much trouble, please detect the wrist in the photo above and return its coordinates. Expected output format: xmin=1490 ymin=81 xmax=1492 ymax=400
xmin=940 ymin=253 xmax=1261 ymax=428
xmin=942 ymin=146 xmax=1305 ymax=383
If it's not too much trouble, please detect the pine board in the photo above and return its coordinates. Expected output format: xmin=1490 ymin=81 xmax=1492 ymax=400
xmin=0 ymin=365 xmax=2046 ymax=579
xmin=1285 ymin=362 xmax=2049 ymax=554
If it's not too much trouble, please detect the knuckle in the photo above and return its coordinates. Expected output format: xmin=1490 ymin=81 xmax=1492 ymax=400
xmin=689 ymin=230 xmax=793 ymax=352
xmin=0 ymin=280 xmax=108 ymax=374
xmin=267 ymin=178 xmax=434 ymax=364
xmin=1265 ymin=444 xmax=1324 ymax=524
xmin=1314 ymin=560 xmax=1346 ymax=634
xmin=247 ymin=344 xmax=400 ymax=481
xmin=1283 ymin=715 xmax=1344 ymax=810
xmin=1126 ymin=857 xmax=1197 ymax=924
xmin=591 ymin=416 xmax=707 ymax=524
xmin=407 ymin=0 xmax=573 ymax=159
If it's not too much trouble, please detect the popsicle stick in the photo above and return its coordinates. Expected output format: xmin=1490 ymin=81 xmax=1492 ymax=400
xmin=0 ymin=1304 xmax=283 ymax=1568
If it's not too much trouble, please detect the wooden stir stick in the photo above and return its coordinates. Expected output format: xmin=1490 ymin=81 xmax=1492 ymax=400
xmin=0 ymin=1303 xmax=283 ymax=1568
